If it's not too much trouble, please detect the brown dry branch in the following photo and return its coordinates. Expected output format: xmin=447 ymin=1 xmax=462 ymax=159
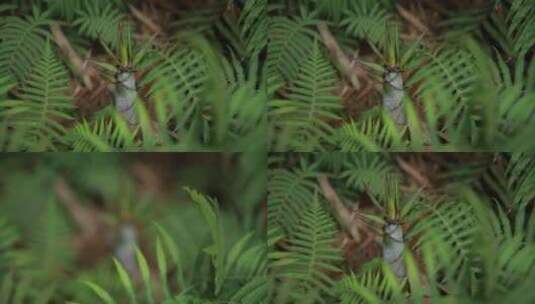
xmin=396 ymin=4 xmax=431 ymax=36
xmin=396 ymin=156 xmax=432 ymax=189
xmin=318 ymin=175 xmax=360 ymax=242
xmin=317 ymin=22 xmax=363 ymax=91
xmin=50 ymin=22 xmax=97 ymax=90
xmin=129 ymin=4 xmax=162 ymax=35
xmin=54 ymin=179 xmax=113 ymax=264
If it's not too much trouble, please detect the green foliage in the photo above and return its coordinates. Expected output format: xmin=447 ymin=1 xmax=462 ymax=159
xmin=268 ymin=159 xmax=317 ymax=241
xmin=83 ymin=189 xmax=266 ymax=304
xmin=1 ymin=41 xmax=73 ymax=151
xmin=270 ymin=195 xmax=342 ymax=303
xmin=0 ymin=7 xmax=50 ymax=81
xmin=270 ymin=153 xmax=535 ymax=303
xmin=73 ymin=1 xmax=123 ymax=49
xmin=341 ymin=1 xmax=391 ymax=46
xmin=340 ymin=153 xmax=397 ymax=201
xmin=0 ymin=0 xmax=267 ymax=151
xmin=267 ymin=12 xmax=318 ymax=85
xmin=268 ymin=0 xmax=534 ymax=151
xmin=0 ymin=154 xmax=265 ymax=303
xmin=270 ymin=41 xmax=341 ymax=150
xmin=217 ymin=0 xmax=269 ymax=59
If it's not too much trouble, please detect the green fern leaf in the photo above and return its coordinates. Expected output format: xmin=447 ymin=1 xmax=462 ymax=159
xmin=270 ymin=40 xmax=341 ymax=150
xmin=0 ymin=7 xmax=50 ymax=81
xmin=267 ymin=14 xmax=318 ymax=84
xmin=341 ymin=1 xmax=390 ymax=46
xmin=73 ymin=1 xmax=123 ymax=49
xmin=1 ymin=41 xmax=73 ymax=151
xmin=271 ymin=196 xmax=342 ymax=302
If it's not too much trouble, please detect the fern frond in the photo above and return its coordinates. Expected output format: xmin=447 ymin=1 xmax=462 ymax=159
xmin=483 ymin=0 xmax=535 ymax=56
xmin=506 ymin=154 xmax=535 ymax=208
xmin=407 ymin=46 xmax=477 ymax=129
xmin=340 ymin=153 xmax=397 ymax=201
xmin=408 ymin=199 xmax=480 ymax=287
xmin=268 ymin=161 xmax=318 ymax=239
xmin=239 ymin=0 xmax=268 ymax=57
xmin=337 ymin=113 xmax=404 ymax=152
xmin=271 ymin=196 xmax=342 ymax=302
xmin=1 ymin=41 xmax=73 ymax=151
xmin=73 ymin=1 xmax=123 ymax=49
xmin=338 ymin=261 xmax=404 ymax=304
xmin=142 ymin=47 xmax=207 ymax=128
xmin=0 ymin=7 xmax=50 ymax=81
xmin=217 ymin=0 xmax=268 ymax=59
xmin=26 ymin=199 xmax=74 ymax=281
xmin=0 ymin=217 xmax=19 ymax=272
xmin=270 ymin=40 xmax=341 ymax=151
xmin=267 ymin=13 xmax=318 ymax=84
xmin=68 ymin=115 xmax=134 ymax=152
xmin=341 ymin=1 xmax=390 ymax=46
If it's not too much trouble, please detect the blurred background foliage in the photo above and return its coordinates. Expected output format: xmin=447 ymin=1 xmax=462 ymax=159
xmin=0 ymin=152 xmax=266 ymax=303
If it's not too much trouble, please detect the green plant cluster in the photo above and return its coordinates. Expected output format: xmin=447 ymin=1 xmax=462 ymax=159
xmin=268 ymin=152 xmax=535 ymax=303
xmin=1 ymin=0 xmax=535 ymax=303
xmin=268 ymin=0 xmax=535 ymax=151
xmin=0 ymin=0 xmax=267 ymax=151
xmin=0 ymin=154 xmax=266 ymax=303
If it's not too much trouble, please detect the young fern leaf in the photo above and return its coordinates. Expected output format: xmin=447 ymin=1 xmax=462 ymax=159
xmin=142 ymin=47 xmax=207 ymax=129
xmin=407 ymin=46 xmax=477 ymax=130
xmin=83 ymin=281 xmax=116 ymax=304
xmin=337 ymin=262 xmax=405 ymax=304
xmin=0 ymin=7 xmax=50 ymax=81
xmin=268 ymin=161 xmax=318 ymax=240
xmin=73 ymin=1 xmax=123 ymax=49
xmin=337 ymin=113 xmax=404 ymax=151
xmin=341 ymin=1 xmax=390 ymax=47
xmin=267 ymin=13 xmax=318 ymax=84
xmin=184 ymin=187 xmax=225 ymax=296
xmin=271 ymin=195 xmax=342 ymax=302
xmin=270 ymin=40 xmax=341 ymax=150
xmin=68 ymin=113 xmax=134 ymax=152
xmin=340 ymin=153 xmax=397 ymax=202
xmin=154 ymin=222 xmax=185 ymax=289
xmin=112 ymin=258 xmax=137 ymax=304
xmin=1 ymin=41 xmax=73 ymax=151
xmin=135 ymin=247 xmax=155 ymax=304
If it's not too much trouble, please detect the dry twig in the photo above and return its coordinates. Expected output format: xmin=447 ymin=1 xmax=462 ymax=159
xmin=129 ymin=4 xmax=162 ymax=34
xmin=396 ymin=156 xmax=432 ymax=189
xmin=50 ymin=22 xmax=97 ymax=90
xmin=396 ymin=4 xmax=431 ymax=35
xmin=317 ymin=22 xmax=362 ymax=91
xmin=318 ymin=175 xmax=360 ymax=242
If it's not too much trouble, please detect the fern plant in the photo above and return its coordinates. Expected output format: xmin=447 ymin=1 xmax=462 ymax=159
xmin=270 ymin=152 xmax=535 ymax=303
xmin=268 ymin=0 xmax=535 ymax=151
xmin=0 ymin=153 xmax=266 ymax=303
xmin=73 ymin=1 xmax=123 ymax=49
xmin=270 ymin=195 xmax=342 ymax=303
xmin=0 ymin=40 xmax=73 ymax=151
xmin=0 ymin=6 xmax=50 ymax=82
xmin=270 ymin=40 xmax=341 ymax=151
xmin=83 ymin=188 xmax=267 ymax=304
xmin=0 ymin=0 xmax=267 ymax=151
